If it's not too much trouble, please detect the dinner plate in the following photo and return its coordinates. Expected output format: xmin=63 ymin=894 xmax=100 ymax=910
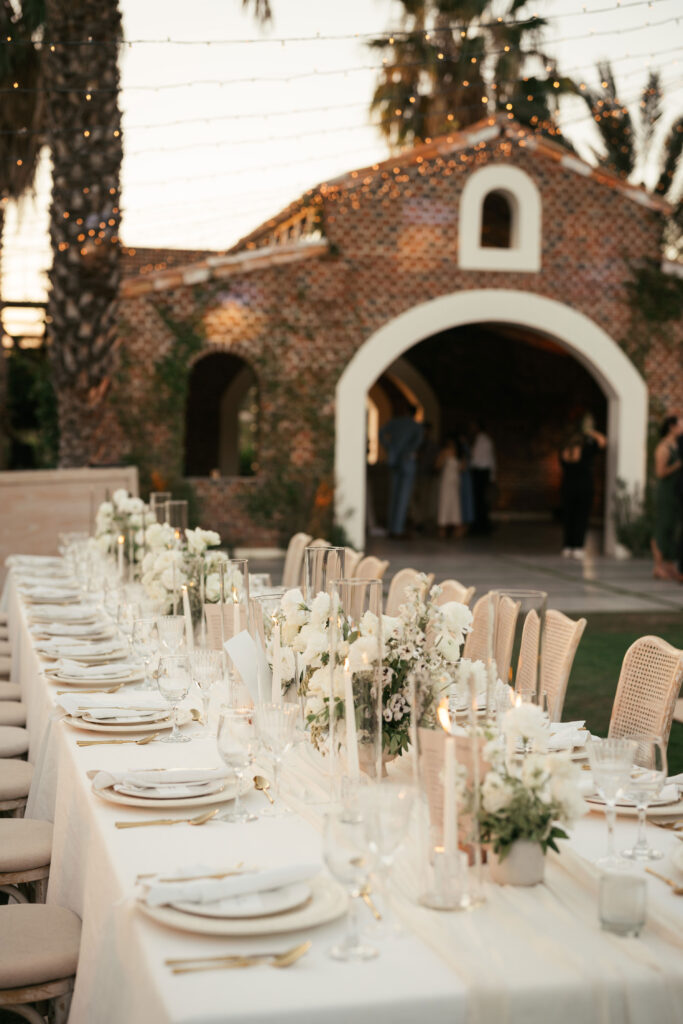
xmin=64 ymin=713 xmax=175 ymax=734
xmin=171 ymin=882 xmax=312 ymax=920
xmin=114 ymin=778 xmax=226 ymax=800
xmin=80 ymin=708 xmax=169 ymax=726
xmin=91 ymin=775 xmax=248 ymax=810
xmin=46 ymin=668 xmax=144 ymax=686
xmin=138 ymin=876 xmax=347 ymax=936
xmin=40 ymin=649 xmax=129 ymax=665
xmin=585 ymin=795 xmax=683 ymax=818
xmin=35 ymin=626 xmax=115 ymax=641
xmin=30 ymin=611 xmax=99 ymax=624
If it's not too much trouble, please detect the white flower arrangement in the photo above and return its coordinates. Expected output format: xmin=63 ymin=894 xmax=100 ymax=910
xmin=274 ymin=577 xmax=473 ymax=757
xmin=478 ymin=703 xmax=588 ymax=859
xmin=94 ymin=490 xmax=155 ymax=561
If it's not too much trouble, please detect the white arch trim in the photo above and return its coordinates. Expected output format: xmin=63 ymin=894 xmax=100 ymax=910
xmin=335 ymin=289 xmax=648 ymax=554
xmin=459 ymin=165 xmax=542 ymax=273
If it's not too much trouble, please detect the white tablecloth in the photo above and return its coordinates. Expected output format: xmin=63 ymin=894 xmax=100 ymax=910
xmin=5 ymin=569 xmax=683 ymax=1024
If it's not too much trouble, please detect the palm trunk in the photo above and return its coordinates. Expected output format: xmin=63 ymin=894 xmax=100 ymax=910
xmin=44 ymin=0 xmax=123 ymax=467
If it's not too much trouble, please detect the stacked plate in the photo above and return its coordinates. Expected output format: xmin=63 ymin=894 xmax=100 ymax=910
xmin=137 ymin=863 xmax=347 ymax=936
xmin=90 ymin=767 xmax=243 ymax=809
xmin=47 ymin=659 xmax=143 ymax=687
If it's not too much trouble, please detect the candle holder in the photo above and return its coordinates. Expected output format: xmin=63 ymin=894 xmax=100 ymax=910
xmin=149 ymin=491 xmax=172 ymax=523
xmin=250 ymin=592 xmax=298 ymax=705
xmin=303 ymin=545 xmax=346 ymax=602
xmin=327 ymin=579 xmax=383 ymax=801
xmin=217 ymin=559 xmax=250 ymax=705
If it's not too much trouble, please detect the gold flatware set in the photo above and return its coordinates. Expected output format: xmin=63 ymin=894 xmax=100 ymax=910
xmin=166 ymin=941 xmax=312 ymax=972
xmin=115 ymin=809 xmax=219 ymax=829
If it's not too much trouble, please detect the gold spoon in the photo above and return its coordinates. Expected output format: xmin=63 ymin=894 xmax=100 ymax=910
xmin=645 ymin=867 xmax=683 ymax=894
xmin=168 ymin=941 xmax=312 ymax=973
xmin=76 ymin=732 xmax=161 ymax=747
xmin=253 ymin=775 xmax=274 ymax=804
xmin=115 ymin=808 xmax=220 ymax=829
xmin=361 ymin=885 xmax=382 ymax=921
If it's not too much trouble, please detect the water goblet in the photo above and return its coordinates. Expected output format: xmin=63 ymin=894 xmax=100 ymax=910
xmin=117 ymin=600 xmax=141 ymax=653
xmin=359 ymin=782 xmax=415 ymax=932
xmin=190 ymin=650 xmax=222 ymax=735
xmin=588 ymin=736 xmax=638 ymax=869
xmin=254 ymin=703 xmax=299 ymax=816
xmin=323 ymin=809 xmax=378 ymax=961
xmin=131 ymin=617 xmax=158 ymax=692
xmin=215 ymin=708 xmax=259 ymax=823
xmin=156 ymin=654 xmax=192 ymax=743
xmin=157 ymin=614 xmax=186 ymax=654
xmin=621 ymin=735 xmax=667 ymax=861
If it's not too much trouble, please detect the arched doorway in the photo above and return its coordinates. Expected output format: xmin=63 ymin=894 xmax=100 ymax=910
xmin=185 ymin=352 xmax=258 ymax=477
xmin=335 ymin=290 xmax=647 ymax=553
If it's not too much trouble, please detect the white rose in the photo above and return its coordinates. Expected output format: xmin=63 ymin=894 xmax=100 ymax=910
xmin=347 ymin=635 xmax=380 ymax=673
xmin=359 ymin=610 xmax=380 ymax=637
xmin=293 ymin=623 xmax=329 ymax=666
xmin=309 ymin=592 xmax=330 ymax=628
xmin=123 ymin=497 xmax=144 ymax=515
xmin=128 ymin=513 xmax=143 ymax=528
xmin=482 ymin=772 xmax=515 ymax=814
xmin=282 ymin=621 xmax=302 ymax=644
xmin=112 ymin=488 xmax=128 ymax=509
xmin=160 ymin=566 xmax=186 ymax=591
xmin=435 ymin=632 xmax=462 ymax=665
xmin=205 ymin=573 xmax=220 ymax=603
xmin=98 ymin=500 xmax=114 ymax=517
xmin=502 ymin=703 xmax=548 ymax=744
xmin=307 ymin=666 xmax=330 ymax=696
xmin=382 ymin=615 xmax=401 ymax=638
xmin=281 ymin=589 xmax=307 ymax=627
xmin=185 ymin=527 xmax=219 ymax=556
xmin=145 ymin=522 xmax=173 ymax=549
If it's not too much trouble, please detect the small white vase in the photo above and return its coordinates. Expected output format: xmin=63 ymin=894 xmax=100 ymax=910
xmin=488 ymin=840 xmax=545 ymax=886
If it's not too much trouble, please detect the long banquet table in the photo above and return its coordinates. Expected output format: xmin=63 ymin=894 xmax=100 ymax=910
xmin=4 ymin=567 xmax=683 ymax=1024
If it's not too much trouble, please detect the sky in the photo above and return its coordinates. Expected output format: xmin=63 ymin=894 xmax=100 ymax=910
xmin=2 ymin=0 xmax=682 ymax=337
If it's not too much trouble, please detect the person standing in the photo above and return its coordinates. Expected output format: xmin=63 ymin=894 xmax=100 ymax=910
xmin=436 ymin=437 xmax=462 ymax=538
xmin=652 ymin=414 xmax=682 ymax=580
xmin=470 ymin=421 xmax=496 ymax=535
xmin=559 ymin=414 xmax=607 ymax=560
xmin=379 ymin=399 xmax=424 ymax=539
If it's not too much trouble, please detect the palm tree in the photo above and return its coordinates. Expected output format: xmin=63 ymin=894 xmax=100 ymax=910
xmin=369 ymin=0 xmax=575 ymax=150
xmin=580 ymin=64 xmax=683 ymax=258
xmin=0 ymin=0 xmax=45 ymax=264
xmin=43 ymin=0 xmax=123 ymax=466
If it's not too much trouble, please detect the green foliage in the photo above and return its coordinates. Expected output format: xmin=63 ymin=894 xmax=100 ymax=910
xmin=4 ymin=346 xmax=59 ymax=468
xmin=626 ymin=260 xmax=683 ymax=325
xmin=613 ymin=479 xmax=655 ymax=557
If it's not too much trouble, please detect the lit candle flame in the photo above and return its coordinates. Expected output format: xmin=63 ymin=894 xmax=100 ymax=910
xmin=514 ymin=693 xmax=522 ymax=708
xmin=117 ymin=534 xmax=125 ymax=545
xmin=437 ymin=698 xmax=452 ymax=734
xmin=344 ymin=657 xmax=350 ymax=673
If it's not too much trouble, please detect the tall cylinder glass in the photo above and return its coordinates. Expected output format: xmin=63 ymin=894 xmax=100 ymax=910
xmin=304 ymin=545 xmax=346 ymax=602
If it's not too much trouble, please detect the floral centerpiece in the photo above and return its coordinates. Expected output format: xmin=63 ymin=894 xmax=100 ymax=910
xmin=275 ymin=577 xmax=473 ymax=759
xmin=94 ymin=489 xmax=156 ymax=563
xmin=479 ymin=703 xmax=587 ymax=884
xmin=140 ymin=525 xmax=223 ymax=614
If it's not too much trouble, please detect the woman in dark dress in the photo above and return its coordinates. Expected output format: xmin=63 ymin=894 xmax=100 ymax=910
xmin=560 ymin=417 xmax=607 ymax=560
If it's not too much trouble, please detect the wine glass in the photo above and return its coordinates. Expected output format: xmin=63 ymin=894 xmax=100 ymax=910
xmin=131 ymin=617 xmax=158 ymax=692
xmin=323 ymin=809 xmax=378 ymax=961
xmin=254 ymin=703 xmax=299 ymax=816
xmin=359 ymin=782 xmax=415 ymax=932
xmin=588 ymin=736 xmax=638 ymax=869
xmin=190 ymin=649 xmax=222 ymax=735
xmin=215 ymin=708 xmax=259 ymax=823
xmin=117 ymin=600 xmax=141 ymax=652
xmin=156 ymin=654 xmax=191 ymax=743
xmin=621 ymin=735 xmax=667 ymax=861
xmin=157 ymin=614 xmax=186 ymax=654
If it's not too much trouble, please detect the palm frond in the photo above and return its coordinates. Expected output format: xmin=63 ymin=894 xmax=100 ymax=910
xmin=241 ymin=0 xmax=272 ymax=24
xmin=654 ymin=116 xmax=683 ymax=198
xmin=639 ymin=72 xmax=662 ymax=152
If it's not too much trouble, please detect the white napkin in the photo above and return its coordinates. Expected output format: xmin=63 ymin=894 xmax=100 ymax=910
xmin=56 ymin=659 xmax=135 ymax=680
xmin=7 ymin=555 xmax=64 ymax=568
xmin=144 ymin=862 xmax=319 ymax=908
xmin=38 ymin=639 xmax=126 ymax=658
xmin=34 ymin=622 xmax=110 ymax=636
xmin=58 ymin=691 xmax=166 ymax=717
xmin=92 ymin=766 xmax=232 ymax=791
xmin=547 ymin=721 xmax=587 ymax=751
xmin=30 ymin=603 xmax=98 ymax=621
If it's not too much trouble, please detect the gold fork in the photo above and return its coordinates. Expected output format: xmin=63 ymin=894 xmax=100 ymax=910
xmin=57 ymin=682 xmax=128 ymax=695
xmin=76 ymin=732 xmax=161 ymax=747
xmin=167 ymin=941 xmax=311 ymax=973
xmin=115 ymin=809 xmax=219 ymax=829
xmin=645 ymin=867 xmax=683 ymax=894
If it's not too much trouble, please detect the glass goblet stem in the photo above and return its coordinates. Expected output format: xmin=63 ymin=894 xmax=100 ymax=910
xmin=605 ymin=800 xmax=617 ymax=860
xmin=341 ymin=892 xmax=362 ymax=955
xmin=200 ymin=693 xmax=211 ymax=730
xmin=232 ymin=768 xmax=244 ymax=818
xmin=633 ymin=802 xmax=649 ymax=857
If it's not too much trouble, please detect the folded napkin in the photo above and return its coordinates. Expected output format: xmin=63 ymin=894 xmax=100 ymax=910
xmin=34 ymin=622 xmax=110 ymax=636
xmin=22 ymin=586 xmax=81 ymax=600
xmin=92 ymin=766 xmax=232 ymax=792
xmin=38 ymin=639 xmax=126 ymax=658
xmin=31 ymin=603 xmax=98 ymax=621
xmin=58 ymin=691 xmax=166 ymax=717
xmin=547 ymin=721 xmax=587 ymax=752
xmin=144 ymin=862 xmax=319 ymax=908
xmin=56 ymin=659 xmax=135 ymax=680
xmin=7 ymin=555 xmax=64 ymax=568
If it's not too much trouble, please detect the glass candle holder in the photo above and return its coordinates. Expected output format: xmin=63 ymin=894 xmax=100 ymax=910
xmin=303 ymin=545 xmax=346 ymax=602
xmin=599 ymin=871 xmax=647 ymax=936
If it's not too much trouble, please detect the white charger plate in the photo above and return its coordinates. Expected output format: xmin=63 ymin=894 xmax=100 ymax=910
xmin=171 ymin=882 xmax=312 ymax=920
xmin=585 ymin=794 xmax=683 ymax=818
xmin=138 ymin=876 xmax=346 ymax=936
xmin=115 ymin=778 xmax=226 ymax=800
xmin=64 ymin=713 xmax=174 ymax=734
xmin=81 ymin=708 xmax=169 ymax=726
xmin=46 ymin=667 xmax=144 ymax=686
xmin=91 ymin=774 xmax=248 ymax=810
xmin=36 ymin=627 xmax=115 ymax=641
xmin=40 ymin=650 xmax=128 ymax=665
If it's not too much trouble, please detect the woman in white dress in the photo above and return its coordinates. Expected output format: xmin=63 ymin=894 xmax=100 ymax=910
xmin=436 ymin=438 xmax=462 ymax=538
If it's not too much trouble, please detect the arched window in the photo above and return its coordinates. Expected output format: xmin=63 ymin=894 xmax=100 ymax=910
xmin=459 ymin=165 xmax=542 ymax=272
xmin=185 ymin=352 xmax=258 ymax=477
xmin=481 ymin=190 xmax=513 ymax=248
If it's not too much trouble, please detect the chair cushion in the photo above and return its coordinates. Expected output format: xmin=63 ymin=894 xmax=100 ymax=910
xmin=0 ymin=640 xmax=10 ymax=655
xmin=0 ymin=727 xmax=29 ymax=758
xmin=0 ymin=905 xmax=80 ymax=989
xmin=0 ymin=819 xmax=52 ymax=872
xmin=0 ymin=655 xmax=10 ymax=677
xmin=0 ymin=760 xmax=33 ymax=800
xmin=0 ymin=703 xmax=26 ymax=727
xmin=0 ymin=684 xmax=21 ymax=701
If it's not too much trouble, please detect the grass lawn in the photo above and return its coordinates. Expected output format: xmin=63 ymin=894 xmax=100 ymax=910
xmin=563 ymin=612 xmax=683 ymax=776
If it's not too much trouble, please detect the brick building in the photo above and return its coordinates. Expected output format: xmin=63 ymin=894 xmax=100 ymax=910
xmin=112 ymin=115 xmax=682 ymax=552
